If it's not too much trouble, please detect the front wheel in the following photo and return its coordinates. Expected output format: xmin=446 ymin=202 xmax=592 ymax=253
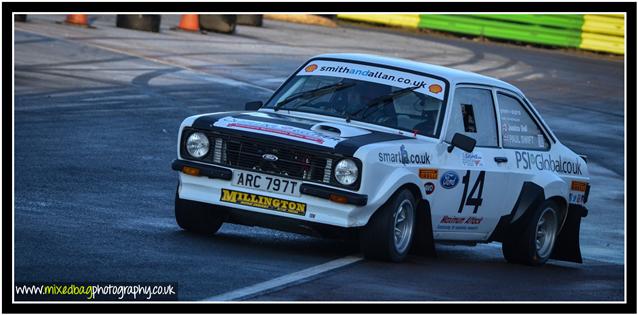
xmin=502 ymin=200 xmax=560 ymax=266
xmin=360 ymin=189 xmax=416 ymax=262
xmin=175 ymin=187 xmax=225 ymax=235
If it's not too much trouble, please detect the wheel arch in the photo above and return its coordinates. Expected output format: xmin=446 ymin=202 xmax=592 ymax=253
xmin=399 ymin=182 xmax=423 ymax=202
xmin=361 ymin=180 xmax=437 ymax=257
xmin=532 ymin=172 xmax=570 ymax=231
xmin=358 ymin=169 xmax=424 ymax=226
xmin=547 ymin=195 xmax=568 ymax=231
xmin=489 ymin=179 xmax=584 ymax=264
xmin=394 ymin=182 xmax=436 ymax=257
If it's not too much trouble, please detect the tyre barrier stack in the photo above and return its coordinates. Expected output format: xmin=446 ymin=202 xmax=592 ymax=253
xmin=199 ymin=15 xmax=237 ymax=34
xmin=337 ymin=14 xmax=625 ymax=55
xmin=116 ymin=15 xmax=161 ymax=33
xmin=18 ymin=14 xmax=264 ymax=34
xmin=237 ymin=14 xmax=263 ymax=27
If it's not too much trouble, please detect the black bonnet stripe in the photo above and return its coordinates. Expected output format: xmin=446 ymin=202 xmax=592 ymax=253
xmin=335 ymin=132 xmax=415 ymax=156
xmin=191 ymin=112 xmax=414 ymax=156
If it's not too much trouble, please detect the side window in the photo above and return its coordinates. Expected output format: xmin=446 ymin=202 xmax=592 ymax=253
xmin=445 ymin=87 xmax=498 ymax=147
xmin=497 ymin=93 xmax=549 ymax=150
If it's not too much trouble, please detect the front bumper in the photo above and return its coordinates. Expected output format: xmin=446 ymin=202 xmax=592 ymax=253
xmin=172 ymin=159 xmax=370 ymax=228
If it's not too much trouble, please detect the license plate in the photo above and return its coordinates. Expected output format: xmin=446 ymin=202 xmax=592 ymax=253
xmin=231 ymin=170 xmax=301 ymax=197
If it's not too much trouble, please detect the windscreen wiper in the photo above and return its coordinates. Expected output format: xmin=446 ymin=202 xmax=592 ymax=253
xmin=274 ymin=82 xmax=356 ymax=111
xmin=347 ymin=85 xmax=419 ymax=120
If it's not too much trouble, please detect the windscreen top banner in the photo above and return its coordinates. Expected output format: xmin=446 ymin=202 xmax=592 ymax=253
xmin=297 ymin=60 xmax=447 ymax=100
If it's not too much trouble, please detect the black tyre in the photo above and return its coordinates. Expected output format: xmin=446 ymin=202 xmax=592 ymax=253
xmin=502 ymin=200 xmax=561 ymax=266
xmin=175 ymin=188 xmax=224 ymax=235
xmin=236 ymin=15 xmax=263 ymax=27
xmin=116 ymin=15 xmax=161 ymax=33
xmin=199 ymin=15 xmax=237 ymax=34
xmin=15 ymin=14 xmax=27 ymax=22
xmin=360 ymin=189 xmax=416 ymax=262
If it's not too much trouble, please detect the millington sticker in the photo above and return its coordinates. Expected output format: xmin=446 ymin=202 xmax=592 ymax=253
xmin=220 ymin=189 xmax=306 ymax=216
xmin=214 ymin=116 xmax=344 ymax=148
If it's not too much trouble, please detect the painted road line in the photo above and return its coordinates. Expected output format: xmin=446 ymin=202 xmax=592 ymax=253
xmin=204 ymin=255 xmax=363 ymax=301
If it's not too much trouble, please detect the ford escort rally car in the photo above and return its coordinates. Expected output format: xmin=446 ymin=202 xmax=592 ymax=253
xmin=172 ymin=53 xmax=590 ymax=265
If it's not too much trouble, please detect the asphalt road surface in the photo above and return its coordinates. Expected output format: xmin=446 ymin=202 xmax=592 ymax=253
xmin=13 ymin=15 xmax=625 ymax=301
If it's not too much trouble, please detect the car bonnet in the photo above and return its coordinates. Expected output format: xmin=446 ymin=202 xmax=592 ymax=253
xmin=190 ymin=111 xmax=417 ymax=156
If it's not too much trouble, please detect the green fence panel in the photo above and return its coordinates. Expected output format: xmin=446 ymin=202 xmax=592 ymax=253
xmin=473 ymin=14 xmax=585 ymax=30
xmin=418 ymin=15 xmax=582 ymax=48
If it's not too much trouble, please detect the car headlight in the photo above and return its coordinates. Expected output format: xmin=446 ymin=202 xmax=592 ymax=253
xmin=334 ymin=159 xmax=359 ymax=185
xmin=186 ymin=132 xmax=210 ymax=158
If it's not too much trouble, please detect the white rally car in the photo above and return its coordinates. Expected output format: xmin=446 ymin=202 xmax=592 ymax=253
xmin=172 ymin=53 xmax=590 ymax=265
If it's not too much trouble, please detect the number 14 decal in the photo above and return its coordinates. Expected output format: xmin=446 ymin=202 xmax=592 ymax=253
xmin=457 ymin=170 xmax=486 ymax=214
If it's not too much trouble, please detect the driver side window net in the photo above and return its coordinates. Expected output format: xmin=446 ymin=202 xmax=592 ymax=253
xmin=445 ymin=88 xmax=497 ymax=147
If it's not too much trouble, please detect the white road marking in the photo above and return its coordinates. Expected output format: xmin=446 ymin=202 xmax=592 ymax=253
xmin=204 ymin=255 xmax=363 ymax=301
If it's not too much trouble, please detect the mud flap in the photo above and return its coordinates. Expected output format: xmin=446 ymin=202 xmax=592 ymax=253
xmin=409 ymin=200 xmax=437 ymax=257
xmin=550 ymin=204 xmax=588 ymax=263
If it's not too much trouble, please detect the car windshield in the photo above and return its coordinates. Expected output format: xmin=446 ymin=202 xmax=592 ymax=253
xmin=264 ymin=60 xmax=447 ymax=137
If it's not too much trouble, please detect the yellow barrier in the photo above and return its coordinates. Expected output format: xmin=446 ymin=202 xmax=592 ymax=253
xmin=337 ymin=14 xmax=420 ymax=28
xmin=337 ymin=13 xmax=625 ymax=55
xmin=264 ymin=14 xmax=337 ymax=28
xmin=580 ymin=32 xmax=625 ymax=55
xmin=582 ymin=14 xmax=624 ymax=36
xmin=580 ymin=14 xmax=624 ymax=54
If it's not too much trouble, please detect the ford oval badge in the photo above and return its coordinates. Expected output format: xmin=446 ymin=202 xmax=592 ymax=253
xmin=262 ymin=154 xmax=279 ymax=162
xmin=440 ymin=171 xmax=459 ymax=189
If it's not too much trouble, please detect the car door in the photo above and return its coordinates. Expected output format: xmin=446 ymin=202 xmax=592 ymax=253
xmin=491 ymin=90 xmax=555 ymax=216
xmin=430 ymin=85 xmax=511 ymax=241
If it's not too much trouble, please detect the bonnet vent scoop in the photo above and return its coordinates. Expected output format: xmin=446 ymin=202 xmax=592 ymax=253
xmin=310 ymin=123 xmax=371 ymax=138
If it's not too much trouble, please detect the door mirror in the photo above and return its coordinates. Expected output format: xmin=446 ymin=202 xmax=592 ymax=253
xmin=447 ymin=133 xmax=476 ymax=153
xmin=245 ymin=101 xmax=263 ymax=111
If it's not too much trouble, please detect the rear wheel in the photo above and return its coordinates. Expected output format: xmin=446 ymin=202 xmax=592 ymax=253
xmin=175 ymin=186 xmax=225 ymax=235
xmin=502 ymin=200 xmax=560 ymax=265
xmin=360 ymin=189 xmax=416 ymax=262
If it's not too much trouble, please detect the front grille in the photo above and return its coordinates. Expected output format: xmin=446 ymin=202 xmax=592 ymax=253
xmin=189 ymin=130 xmax=335 ymax=185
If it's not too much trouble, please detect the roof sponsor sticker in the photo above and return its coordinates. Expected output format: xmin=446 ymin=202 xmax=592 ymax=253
xmin=214 ymin=116 xmax=344 ymax=148
xmin=298 ymin=60 xmax=447 ymax=100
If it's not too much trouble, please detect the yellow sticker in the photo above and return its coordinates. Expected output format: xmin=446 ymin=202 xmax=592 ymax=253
xmin=220 ymin=189 xmax=306 ymax=216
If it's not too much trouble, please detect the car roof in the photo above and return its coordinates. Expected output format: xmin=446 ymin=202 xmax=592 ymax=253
xmin=312 ymin=53 xmax=524 ymax=95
